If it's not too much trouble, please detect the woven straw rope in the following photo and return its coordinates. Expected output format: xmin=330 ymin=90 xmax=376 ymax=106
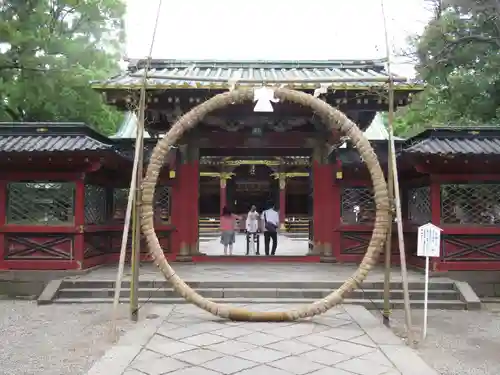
xmin=141 ymin=87 xmax=390 ymax=321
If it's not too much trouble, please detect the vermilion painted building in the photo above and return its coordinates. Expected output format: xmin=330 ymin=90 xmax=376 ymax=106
xmin=0 ymin=59 xmax=498 ymax=273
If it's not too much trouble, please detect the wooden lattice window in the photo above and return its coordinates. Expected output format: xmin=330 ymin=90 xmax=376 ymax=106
xmin=112 ymin=188 xmax=129 ymax=223
xmin=6 ymin=182 xmax=75 ymax=225
xmin=154 ymin=186 xmax=171 ymax=224
xmin=111 ymin=186 xmax=171 ymax=224
xmin=441 ymin=183 xmax=500 ymax=225
xmin=85 ymin=185 xmax=108 ymax=224
xmin=341 ymin=187 xmax=375 ymax=224
xmin=407 ymin=186 xmax=431 ymax=224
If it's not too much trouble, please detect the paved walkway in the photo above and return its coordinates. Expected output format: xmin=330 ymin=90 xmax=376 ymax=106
xmin=200 ymin=234 xmax=309 ymax=256
xmin=87 ymin=304 xmax=437 ymax=375
xmin=67 ymin=263 xmax=425 ymax=283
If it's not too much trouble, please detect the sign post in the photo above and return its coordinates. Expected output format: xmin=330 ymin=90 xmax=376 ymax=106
xmin=417 ymin=222 xmax=442 ymax=340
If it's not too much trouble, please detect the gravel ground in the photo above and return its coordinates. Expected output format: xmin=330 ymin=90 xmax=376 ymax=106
xmin=0 ymin=300 xmax=151 ymax=375
xmin=374 ymin=305 xmax=500 ymax=375
xmin=2 ymin=299 xmax=499 ymax=375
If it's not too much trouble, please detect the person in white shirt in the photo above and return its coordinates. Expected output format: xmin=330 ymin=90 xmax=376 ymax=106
xmin=245 ymin=205 xmax=260 ymax=255
xmin=262 ymin=202 xmax=279 ymax=255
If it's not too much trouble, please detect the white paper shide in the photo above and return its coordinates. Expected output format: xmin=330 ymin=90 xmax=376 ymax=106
xmin=253 ymin=87 xmax=279 ymax=112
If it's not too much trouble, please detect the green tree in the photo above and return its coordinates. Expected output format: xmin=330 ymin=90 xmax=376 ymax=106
xmin=0 ymin=0 xmax=126 ymax=134
xmin=395 ymin=0 xmax=500 ymax=136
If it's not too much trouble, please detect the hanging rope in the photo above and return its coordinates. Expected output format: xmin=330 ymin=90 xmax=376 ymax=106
xmin=122 ymin=1 xmax=391 ymax=323
xmin=141 ymin=87 xmax=391 ymax=322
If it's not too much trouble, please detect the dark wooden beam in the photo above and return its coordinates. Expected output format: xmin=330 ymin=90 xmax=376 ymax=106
xmin=103 ymin=87 xmax=413 ymax=107
xmin=192 ymin=132 xmax=327 ymax=149
xmin=144 ymin=111 xmax=377 ymax=136
xmin=200 ymin=148 xmax=312 ymax=157
xmin=0 ymin=153 xmax=106 ymax=169
xmin=143 ymin=103 xmax=393 ymax=119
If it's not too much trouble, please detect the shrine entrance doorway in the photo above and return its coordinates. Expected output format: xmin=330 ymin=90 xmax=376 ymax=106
xmin=198 ymin=155 xmax=312 ymax=258
xmin=227 ymin=164 xmax=278 ymax=214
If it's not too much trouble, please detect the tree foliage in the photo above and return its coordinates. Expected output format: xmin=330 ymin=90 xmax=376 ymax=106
xmin=0 ymin=0 xmax=126 ymax=134
xmin=395 ymin=0 xmax=500 ymax=135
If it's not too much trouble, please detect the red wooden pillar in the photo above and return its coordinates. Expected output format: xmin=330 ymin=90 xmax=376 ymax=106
xmin=279 ymin=175 xmax=286 ymax=228
xmin=312 ymin=160 xmax=328 ymax=255
xmin=177 ymin=144 xmax=199 ymax=259
xmin=322 ymin=161 xmax=338 ymax=262
xmin=170 ymin=174 xmax=182 ymax=259
xmin=319 ymin=163 xmax=335 ymax=261
xmin=331 ymin=180 xmax=341 ymax=260
xmin=189 ymin=157 xmax=200 ymax=254
xmin=177 ymin=162 xmax=190 ymax=258
xmin=430 ymin=176 xmax=443 ymax=271
xmin=73 ymin=177 xmax=85 ymax=269
xmin=310 ymin=141 xmax=337 ymax=260
xmin=220 ymin=177 xmax=227 ymax=214
xmin=0 ymin=180 xmax=6 ymax=269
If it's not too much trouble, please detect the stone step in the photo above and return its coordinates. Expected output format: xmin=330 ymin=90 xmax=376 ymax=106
xmin=57 ymin=287 xmax=460 ymax=300
xmin=199 ymin=238 xmax=216 ymax=243
xmin=52 ymin=297 xmax=466 ymax=309
xmin=199 ymin=235 xmax=219 ymax=240
xmin=283 ymin=234 xmax=309 ymax=238
xmin=481 ymin=297 xmax=500 ymax=303
xmin=60 ymin=280 xmax=457 ymax=290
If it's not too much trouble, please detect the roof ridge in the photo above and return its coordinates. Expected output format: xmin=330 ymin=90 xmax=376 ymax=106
xmin=128 ymin=58 xmax=389 ymax=71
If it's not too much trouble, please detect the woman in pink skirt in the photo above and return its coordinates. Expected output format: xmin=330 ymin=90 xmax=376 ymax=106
xmin=220 ymin=206 xmax=240 ymax=255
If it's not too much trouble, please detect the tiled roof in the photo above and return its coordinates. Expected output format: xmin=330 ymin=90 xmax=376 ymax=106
xmin=111 ymin=112 xmax=152 ymax=139
xmin=114 ymin=143 xmax=154 ymax=162
xmin=0 ymin=122 xmax=112 ymax=153
xmin=404 ymin=137 xmax=500 ymax=155
xmin=0 ymin=135 xmax=110 ymax=153
xmin=92 ymin=59 xmax=423 ymax=91
xmin=338 ymin=140 xmax=404 ymax=165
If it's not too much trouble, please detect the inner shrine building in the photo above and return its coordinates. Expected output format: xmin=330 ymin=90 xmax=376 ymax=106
xmin=0 ymin=59 xmax=500 ymax=274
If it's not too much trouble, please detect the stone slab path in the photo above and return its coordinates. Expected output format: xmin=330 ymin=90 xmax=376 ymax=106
xmin=86 ymin=304 xmax=437 ymax=375
xmin=67 ymin=263 xmax=425 ymax=283
xmin=200 ymin=234 xmax=309 ymax=256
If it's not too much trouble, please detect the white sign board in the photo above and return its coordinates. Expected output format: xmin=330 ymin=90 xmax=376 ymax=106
xmin=417 ymin=222 xmax=442 ymax=341
xmin=417 ymin=223 xmax=442 ymax=258
xmin=253 ymin=87 xmax=279 ymax=112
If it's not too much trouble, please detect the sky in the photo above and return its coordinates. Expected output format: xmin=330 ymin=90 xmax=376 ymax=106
xmin=125 ymin=0 xmax=432 ymax=77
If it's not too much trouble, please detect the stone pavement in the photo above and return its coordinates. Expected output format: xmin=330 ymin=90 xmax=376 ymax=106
xmin=67 ymin=263 xmax=425 ymax=283
xmin=200 ymin=234 xmax=309 ymax=256
xmin=86 ymin=304 xmax=437 ymax=375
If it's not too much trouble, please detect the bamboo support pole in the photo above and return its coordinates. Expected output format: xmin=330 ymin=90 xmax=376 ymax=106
xmin=111 ymin=0 xmax=162 ymax=332
xmin=110 ymin=125 xmax=141 ymax=340
xmin=382 ymin=138 xmax=394 ymax=327
xmin=380 ymin=0 xmax=415 ymax=346
xmin=129 ymin=0 xmax=163 ymax=322
xmin=130 ymin=85 xmax=146 ymax=321
xmin=130 ymin=192 xmax=137 ymax=311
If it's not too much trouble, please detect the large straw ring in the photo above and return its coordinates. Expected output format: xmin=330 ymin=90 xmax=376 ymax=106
xmin=141 ymin=87 xmax=390 ymax=321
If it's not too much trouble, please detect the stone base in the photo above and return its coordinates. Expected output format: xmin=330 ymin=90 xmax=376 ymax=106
xmin=308 ymin=243 xmax=323 ymax=256
xmin=175 ymin=255 xmax=193 ymax=262
xmin=320 ymin=256 xmax=336 ymax=263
